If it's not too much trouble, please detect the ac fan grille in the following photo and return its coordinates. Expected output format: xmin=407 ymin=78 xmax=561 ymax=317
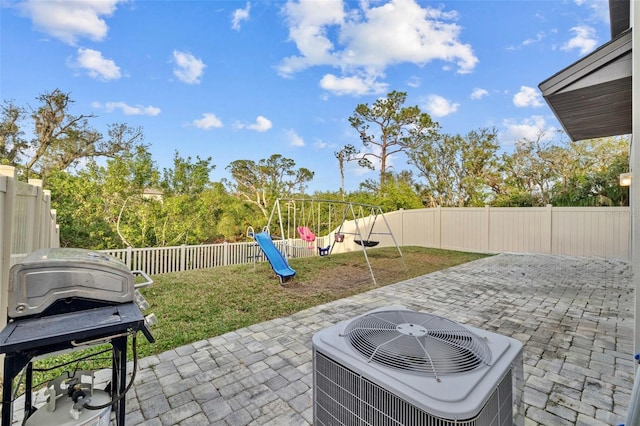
xmin=342 ymin=310 xmax=491 ymax=377
xmin=313 ymin=351 xmax=513 ymax=426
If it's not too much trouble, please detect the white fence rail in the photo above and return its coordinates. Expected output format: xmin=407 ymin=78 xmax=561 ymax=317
xmin=100 ymin=236 xmax=327 ymax=275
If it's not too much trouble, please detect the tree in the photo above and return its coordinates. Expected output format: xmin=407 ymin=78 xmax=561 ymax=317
xmin=409 ymin=128 xmax=500 ymax=206
xmin=334 ymin=144 xmax=358 ymax=199
xmin=0 ymin=89 xmax=146 ymax=180
xmin=48 ymin=149 xmax=239 ymax=248
xmin=150 ymin=153 xmax=219 ymax=245
xmin=377 ymin=171 xmax=424 ymax=211
xmin=47 ymin=169 xmax=119 ymax=249
xmin=0 ymin=100 xmax=28 ymax=165
xmin=105 ymin=147 xmax=161 ymax=247
xmin=493 ymin=133 xmax=558 ymax=206
xmin=550 ymin=136 xmax=630 ymax=206
xmin=224 ymin=154 xmax=314 ymax=218
xmin=348 ymin=90 xmax=438 ymax=188
xmin=204 ymin=182 xmax=257 ymax=241
xmin=161 ymin=151 xmax=214 ymax=195
xmin=493 ymin=134 xmax=630 ymax=207
xmin=89 ymin=147 xmax=161 ymax=248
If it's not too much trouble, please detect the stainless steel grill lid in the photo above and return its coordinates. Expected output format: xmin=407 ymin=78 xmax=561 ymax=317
xmin=8 ymin=248 xmax=134 ymax=318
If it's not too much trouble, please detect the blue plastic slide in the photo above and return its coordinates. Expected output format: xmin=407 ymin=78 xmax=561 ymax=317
xmin=253 ymin=232 xmax=296 ymax=283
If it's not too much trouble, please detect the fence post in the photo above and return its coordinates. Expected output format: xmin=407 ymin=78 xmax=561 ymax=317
xmin=545 ymin=204 xmax=553 ymax=254
xmin=180 ymin=244 xmax=186 ymax=272
xmin=224 ymin=241 xmax=229 ymax=266
xmin=398 ymin=209 xmax=404 ymax=246
xmin=0 ymin=166 xmax=16 ymax=380
xmin=126 ymin=246 xmax=132 ymax=269
xmin=436 ymin=206 xmax=442 ymax=249
xmin=50 ymin=209 xmax=60 ymax=248
xmin=42 ymin=189 xmax=52 ymax=249
xmin=484 ymin=205 xmax=491 ymax=252
xmin=28 ymin=179 xmax=43 ymax=251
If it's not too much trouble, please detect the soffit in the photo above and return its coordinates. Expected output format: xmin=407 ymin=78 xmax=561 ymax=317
xmin=538 ymin=28 xmax=632 ymax=141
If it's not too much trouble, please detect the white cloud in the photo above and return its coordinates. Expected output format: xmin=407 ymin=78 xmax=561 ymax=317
xmin=232 ymin=2 xmax=250 ymax=30
xmin=279 ymin=0 xmax=345 ymax=74
xmin=93 ymin=101 xmax=160 ymax=116
xmin=319 ymin=74 xmax=387 ymax=96
xmin=279 ymin=0 xmax=477 ymax=96
xmin=172 ymin=50 xmax=206 ymax=84
xmin=248 ymin=116 xmax=272 ymax=132
xmin=234 ymin=116 xmax=273 ymax=132
xmin=72 ymin=48 xmax=121 ymax=80
xmin=502 ymin=115 xmax=556 ymax=145
xmin=406 ymin=76 xmax=420 ymax=88
xmin=561 ymin=25 xmax=597 ymax=55
xmin=313 ymin=138 xmax=330 ymax=149
xmin=470 ymin=88 xmax=488 ymax=100
xmin=286 ymin=129 xmax=305 ymax=147
xmin=522 ymin=31 xmax=545 ymax=47
xmin=574 ymin=0 xmax=610 ymax=24
xmin=193 ymin=113 xmax=223 ymax=129
xmin=339 ymin=0 xmax=477 ymax=72
xmin=424 ymin=95 xmax=459 ymax=117
xmin=513 ymin=86 xmax=544 ymax=108
xmin=15 ymin=0 xmax=123 ymax=45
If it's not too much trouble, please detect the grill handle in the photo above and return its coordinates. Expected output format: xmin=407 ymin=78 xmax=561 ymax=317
xmin=133 ymin=270 xmax=154 ymax=288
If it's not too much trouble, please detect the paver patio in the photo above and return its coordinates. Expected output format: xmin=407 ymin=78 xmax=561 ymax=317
xmin=11 ymin=253 xmax=635 ymax=425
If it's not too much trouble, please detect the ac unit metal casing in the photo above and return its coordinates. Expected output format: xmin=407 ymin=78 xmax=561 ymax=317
xmin=312 ymin=307 xmax=524 ymax=426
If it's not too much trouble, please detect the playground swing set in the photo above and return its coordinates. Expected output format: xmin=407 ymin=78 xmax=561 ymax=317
xmin=247 ymin=198 xmax=403 ymax=285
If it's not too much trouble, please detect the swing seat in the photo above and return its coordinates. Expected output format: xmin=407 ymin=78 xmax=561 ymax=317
xmin=297 ymin=226 xmax=316 ymax=249
xmin=334 ymin=233 xmax=344 ymax=243
xmin=318 ymin=245 xmax=330 ymax=256
xmin=297 ymin=226 xmax=316 ymax=242
xmin=354 ymin=239 xmax=379 ymax=247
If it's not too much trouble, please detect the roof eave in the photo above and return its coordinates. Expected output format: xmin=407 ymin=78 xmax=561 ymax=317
xmin=538 ymin=28 xmax=632 ymax=141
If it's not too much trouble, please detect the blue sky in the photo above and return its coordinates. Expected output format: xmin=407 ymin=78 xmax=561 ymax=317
xmin=1 ymin=0 xmax=612 ymax=192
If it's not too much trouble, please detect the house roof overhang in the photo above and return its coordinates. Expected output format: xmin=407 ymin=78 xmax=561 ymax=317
xmin=538 ymin=0 xmax=631 ymax=142
xmin=538 ymin=28 xmax=632 ymax=141
xmin=609 ymin=0 xmax=630 ymax=39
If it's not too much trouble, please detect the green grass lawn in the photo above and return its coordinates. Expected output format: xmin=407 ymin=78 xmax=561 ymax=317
xmin=136 ymin=246 xmax=490 ymax=356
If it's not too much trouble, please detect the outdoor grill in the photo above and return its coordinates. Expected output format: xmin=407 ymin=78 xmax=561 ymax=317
xmin=0 ymin=248 xmax=155 ymax=426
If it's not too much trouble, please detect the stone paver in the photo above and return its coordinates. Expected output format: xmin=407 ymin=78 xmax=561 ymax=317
xmin=10 ymin=253 xmax=634 ymax=425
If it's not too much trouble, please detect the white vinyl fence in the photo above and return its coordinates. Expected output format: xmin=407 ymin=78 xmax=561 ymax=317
xmin=0 ymin=167 xmax=60 ymax=262
xmin=100 ymin=237 xmax=323 ymax=275
xmin=379 ymin=206 xmax=630 ymax=258
xmin=0 ymin=166 xmax=60 ymax=337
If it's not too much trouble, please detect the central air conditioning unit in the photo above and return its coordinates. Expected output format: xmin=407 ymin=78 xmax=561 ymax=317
xmin=312 ymin=307 xmax=524 ymax=426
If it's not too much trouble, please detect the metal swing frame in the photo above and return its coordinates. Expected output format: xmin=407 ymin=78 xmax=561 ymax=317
xmin=266 ymin=198 xmax=403 ymax=285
